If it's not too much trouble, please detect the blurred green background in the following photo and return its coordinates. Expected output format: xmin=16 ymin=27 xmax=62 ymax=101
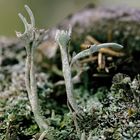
xmin=0 ymin=0 xmax=140 ymax=36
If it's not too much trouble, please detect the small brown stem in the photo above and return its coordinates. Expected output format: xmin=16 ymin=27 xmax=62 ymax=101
xmin=38 ymin=131 xmax=47 ymax=140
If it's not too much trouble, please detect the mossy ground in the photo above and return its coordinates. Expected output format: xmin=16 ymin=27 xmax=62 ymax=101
xmin=0 ymin=37 xmax=140 ymax=140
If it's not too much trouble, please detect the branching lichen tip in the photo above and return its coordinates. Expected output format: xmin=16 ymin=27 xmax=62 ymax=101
xmin=24 ymin=5 xmax=35 ymax=27
xmin=55 ymin=27 xmax=72 ymax=47
xmin=18 ymin=13 xmax=28 ymax=33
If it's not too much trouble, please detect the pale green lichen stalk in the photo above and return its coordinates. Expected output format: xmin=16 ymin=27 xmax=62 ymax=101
xmin=55 ymin=27 xmax=81 ymax=114
xmin=16 ymin=5 xmax=48 ymax=131
xmin=55 ymin=27 xmax=123 ymax=116
xmin=71 ymin=43 xmax=123 ymax=66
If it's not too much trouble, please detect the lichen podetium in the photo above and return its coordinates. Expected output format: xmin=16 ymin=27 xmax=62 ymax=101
xmin=16 ymin=5 xmax=48 ymax=131
xmin=55 ymin=27 xmax=123 ymax=133
xmin=55 ymin=27 xmax=81 ymax=115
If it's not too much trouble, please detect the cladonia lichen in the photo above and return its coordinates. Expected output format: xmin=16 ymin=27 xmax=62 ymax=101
xmin=16 ymin=5 xmax=48 ymax=131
